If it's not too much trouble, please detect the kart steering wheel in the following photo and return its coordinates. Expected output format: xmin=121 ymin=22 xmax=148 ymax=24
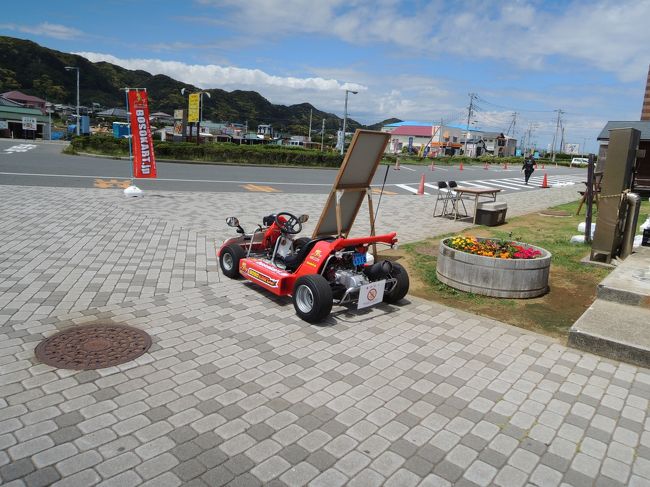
xmin=275 ymin=212 xmax=302 ymax=235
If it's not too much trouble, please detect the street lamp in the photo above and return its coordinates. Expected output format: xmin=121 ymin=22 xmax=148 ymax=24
xmin=340 ymin=89 xmax=358 ymax=155
xmin=65 ymin=66 xmax=80 ymax=136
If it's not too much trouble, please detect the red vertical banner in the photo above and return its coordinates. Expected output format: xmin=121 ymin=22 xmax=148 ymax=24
xmin=128 ymin=90 xmax=157 ymax=178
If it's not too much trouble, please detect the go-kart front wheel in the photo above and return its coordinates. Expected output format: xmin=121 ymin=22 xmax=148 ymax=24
xmin=383 ymin=262 xmax=409 ymax=303
xmin=292 ymin=275 xmax=333 ymax=323
xmin=220 ymin=244 xmax=245 ymax=279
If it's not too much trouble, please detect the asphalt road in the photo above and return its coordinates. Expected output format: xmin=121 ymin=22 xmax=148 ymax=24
xmin=0 ymin=139 xmax=587 ymax=194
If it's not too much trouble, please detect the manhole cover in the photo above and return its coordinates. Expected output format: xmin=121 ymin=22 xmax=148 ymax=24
xmin=539 ymin=210 xmax=572 ymax=217
xmin=35 ymin=324 xmax=152 ymax=370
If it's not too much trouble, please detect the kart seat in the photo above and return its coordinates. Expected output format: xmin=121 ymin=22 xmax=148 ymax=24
xmin=283 ymin=236 xmax=334 ymax=272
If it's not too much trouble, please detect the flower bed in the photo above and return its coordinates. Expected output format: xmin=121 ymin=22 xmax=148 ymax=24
xmin=447 ymin=236 xmax=542 ymax=259
xmin=437 ymin=237 xmax=551 ymax=298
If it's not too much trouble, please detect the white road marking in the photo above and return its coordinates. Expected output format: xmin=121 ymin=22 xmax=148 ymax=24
xmin=493 ymin=179 xmax=531 ymax=188
xmin=396 ymin=183 xmax=428 ymax=195
xmin=424 ymin=183 xmax=448 ymax=192
xmin=400 ymin=165 xmax=416 ymax=171
xmin=3 ymin=144 xmax=37 ymax=153
xmin=476 ymin=180 xmax=523 ymax=190
xmin=458 ymin=181 xmax=491 ymax=188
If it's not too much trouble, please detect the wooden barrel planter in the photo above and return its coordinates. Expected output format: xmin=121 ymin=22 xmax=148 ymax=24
xmin=436 ymin=238 xmax=551 ymax=298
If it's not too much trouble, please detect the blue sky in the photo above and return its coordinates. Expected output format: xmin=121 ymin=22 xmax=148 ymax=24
xmin=2 ymin=0 xmax=649 ymax=153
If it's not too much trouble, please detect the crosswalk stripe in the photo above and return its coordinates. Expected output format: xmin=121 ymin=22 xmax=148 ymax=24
xmin=458 ymin=181 xmax=491 ymax=188
xmin=496 ymin=179 xmax=531 ymax=188
xmin=478 ymin=180 xmax=523 ymax=190
xmin=395 ymin=184 xmax=418 ymax=194
xmin=423 ymin=183 xmax=442 ymax=191
xmin=396 ymin=184 xmax=429 ymax=195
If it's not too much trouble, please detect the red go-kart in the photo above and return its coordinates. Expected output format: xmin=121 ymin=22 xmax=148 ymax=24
xmin=217 ymin=211 xmax=409 ymax=322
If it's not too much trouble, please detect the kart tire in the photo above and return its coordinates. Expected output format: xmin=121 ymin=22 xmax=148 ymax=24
xmin=293 ymin=237 xmax=311 ymax=253
xmin=220 ymin=244 xmax=245 ymax=279
xmin=383 ymin=262 xmax=409 ymax=303
xmin=292 ymin=274 xmax=333 ymax=323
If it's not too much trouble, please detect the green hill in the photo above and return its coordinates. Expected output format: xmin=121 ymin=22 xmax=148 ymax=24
xmin=0 ymin=35 xmax=370 ymax=134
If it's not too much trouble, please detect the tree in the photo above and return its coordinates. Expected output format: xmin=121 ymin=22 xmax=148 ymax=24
xmin=0 ymin=68 xmax=21 ymax=90
xmin=32 ymin=74 xmax=67 ymax=102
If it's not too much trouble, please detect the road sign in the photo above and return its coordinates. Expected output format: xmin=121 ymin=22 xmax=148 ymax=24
xmin=0 ymin=121 xmax=8 ymax=130
xmin=22 ymin=117 xmax=37 ymax=131
xmin=187 ymin=94 xmax=199 ymax=123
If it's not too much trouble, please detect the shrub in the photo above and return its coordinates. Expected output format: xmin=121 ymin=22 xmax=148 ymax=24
xmin=67 ymin=135 xmax=343 ymax=167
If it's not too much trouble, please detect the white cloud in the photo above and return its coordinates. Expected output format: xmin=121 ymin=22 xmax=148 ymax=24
xmin=201 ymin=0 xmax=650 ymax=82
xmin=0 ymin=22 xmax=82 ymax=40
xmin=74 ymin=51 xmax=366 ymax=93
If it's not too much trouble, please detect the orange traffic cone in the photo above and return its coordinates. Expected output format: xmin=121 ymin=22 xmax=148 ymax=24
xmin=541 ymin=162 xmax=545 ymax=170
xmin=541 ymin=172 xmax=549 ymax=188
xmin=504 ymin=162 xmax=508 ymax=170
xmin=534 ymin=163 xmax=538 ymax=170
xmin=484 ymin=161 xmax=489 ymax=170
xmin=430 ymin=161 xmax=435 ymax=171
xmin=459 ymin=161 xmax=464 ymax=171
xmin=417 ymin=174 xmax=425 ymax=195
xmin=393 ymin=157 xmax=400 ymax=170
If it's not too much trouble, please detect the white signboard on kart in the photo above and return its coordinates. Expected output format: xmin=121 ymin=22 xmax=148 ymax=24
xmin=357 ymin=280 xmax=386 ymax=309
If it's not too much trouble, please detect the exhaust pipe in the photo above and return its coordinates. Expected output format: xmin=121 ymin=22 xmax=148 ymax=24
xmin=363 ymin=260 xmax=393 ymax=280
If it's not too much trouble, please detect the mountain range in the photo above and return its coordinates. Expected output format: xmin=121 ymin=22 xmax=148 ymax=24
xmin=0 ymin=36 xmax=400 ymax=135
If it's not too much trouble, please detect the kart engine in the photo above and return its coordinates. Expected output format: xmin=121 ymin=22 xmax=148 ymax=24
xmin=334 ymin=269 xmax=369 ymax=290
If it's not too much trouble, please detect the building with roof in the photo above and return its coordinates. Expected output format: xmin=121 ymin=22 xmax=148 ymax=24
xmin=597 ymin=121 xmax=650 ymax=193
xmin=382 ymin=122 xmax=463 ymax=155
xmin=1 ymin=91 xmax=47 ymax=111
xmin=0 ymin=94 xmax=50 ymax=139
xmin=96 ymin=108 xmax=128 ymax=119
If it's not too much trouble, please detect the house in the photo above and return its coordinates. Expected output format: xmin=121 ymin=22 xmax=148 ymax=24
xmin=96 ymin=108 xmax=128 ymax=119
xmin=381 ymin=122 xmax=463 ymax=155
xmin=1 ymin=91 xmax=46 ymax=112
xmin=0 ymin=96 xmax=50 ymax=139
xmin=464 ymin=138 xmax=487 ymax=157
xmin=597 ymin=121 xmax=650 ymax=193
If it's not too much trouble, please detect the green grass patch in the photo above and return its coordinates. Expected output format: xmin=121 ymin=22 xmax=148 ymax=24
xmin=394 ymin=198 xmax=650 ymax=337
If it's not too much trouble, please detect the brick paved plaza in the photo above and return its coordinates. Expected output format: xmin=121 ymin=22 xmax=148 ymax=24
xmin=2 ymin=184 xmax=650 ymax=487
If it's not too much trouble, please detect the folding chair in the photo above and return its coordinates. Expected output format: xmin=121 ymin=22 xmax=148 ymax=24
xmin=433 ymin=181 xmax=451 ymax=217
xmin=447 ymin=181 xmax=468 ymax=218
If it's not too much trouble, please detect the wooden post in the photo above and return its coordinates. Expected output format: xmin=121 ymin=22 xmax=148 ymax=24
xmin=335 ymin=190 xmax=343 ymax=237
xmin=366 ymin=188 xmax=378 ymax=259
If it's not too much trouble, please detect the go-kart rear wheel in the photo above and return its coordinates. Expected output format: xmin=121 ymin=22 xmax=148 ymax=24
xmin=383 ymin=262 xmax=409 ymax=303
xmin=220 ymin=244 xmax=245 ymax=279
xmin=293 ymin=275 xmax=333 ymax=323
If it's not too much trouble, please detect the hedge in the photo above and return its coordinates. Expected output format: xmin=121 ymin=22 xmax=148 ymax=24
xmin=66 ymin=135 xmax=344 ymax=167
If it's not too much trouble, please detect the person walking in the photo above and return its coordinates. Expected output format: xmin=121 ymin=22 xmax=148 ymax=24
xmin=522 ymin=153 xmax=535 ymax=185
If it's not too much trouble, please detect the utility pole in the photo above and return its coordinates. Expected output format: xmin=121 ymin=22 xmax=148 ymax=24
xmin=308 ymin=109 xmax=312 ymax=142
xmin=506 ymin=112 xmax=517 ymax=136
xmin=321 ymin=119 xmax=325 ymax=151
xmin=551 ymin=109 xmax=563 ymax=165
xmin=463 ymin=93 xmax=477 ymax=156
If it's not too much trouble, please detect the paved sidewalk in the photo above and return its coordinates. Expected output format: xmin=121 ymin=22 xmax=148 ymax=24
xmin=2 ymin=184 xmax=649 ymax=487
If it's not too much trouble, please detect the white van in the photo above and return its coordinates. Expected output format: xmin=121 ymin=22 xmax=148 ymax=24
xmin=571 ymin=157 xmax=589 ymax=167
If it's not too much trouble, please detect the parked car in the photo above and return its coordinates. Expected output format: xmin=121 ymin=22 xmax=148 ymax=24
xmin=571 ymin=157 xmax=589 ymax=167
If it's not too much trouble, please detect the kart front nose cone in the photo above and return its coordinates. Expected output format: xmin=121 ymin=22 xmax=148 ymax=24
xmin=295 ymin=285 xmax=315 ymax=313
